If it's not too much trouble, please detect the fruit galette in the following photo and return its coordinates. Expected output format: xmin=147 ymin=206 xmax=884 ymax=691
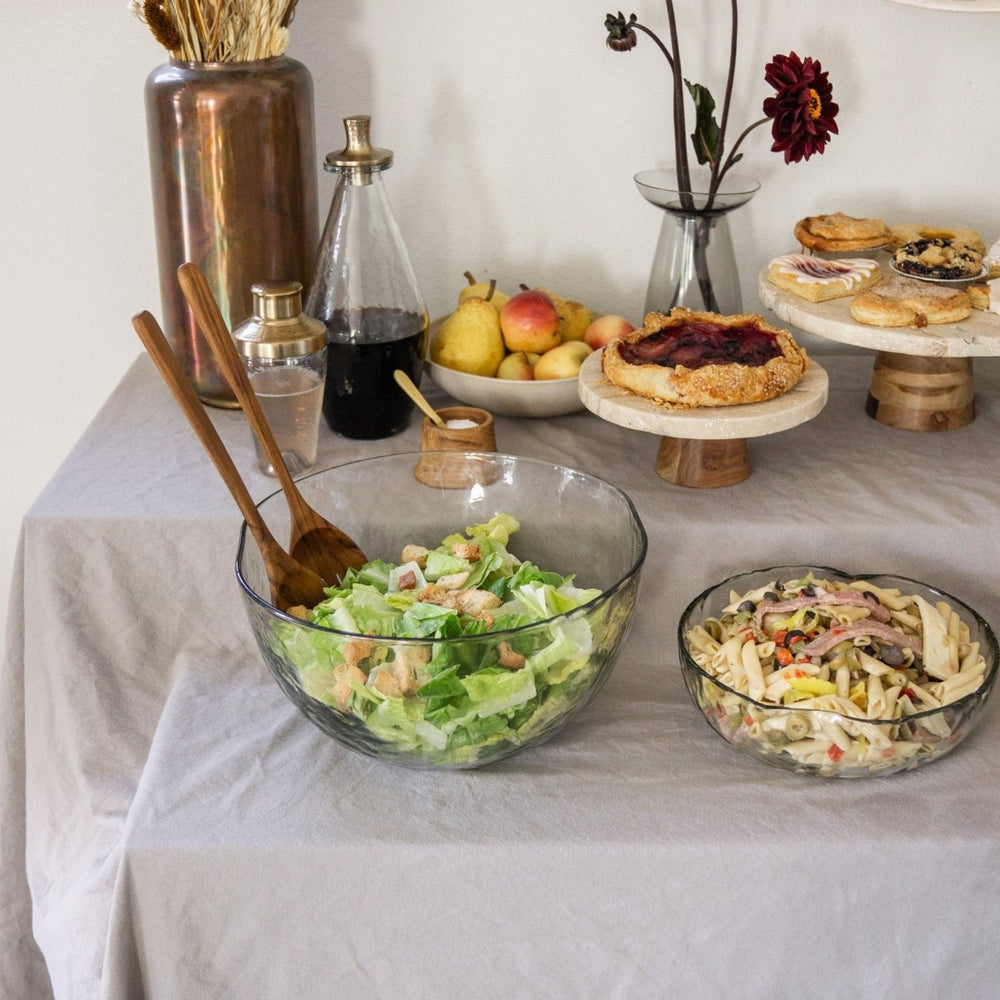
xmin=602 ymin=308 xmax=809 ymax=409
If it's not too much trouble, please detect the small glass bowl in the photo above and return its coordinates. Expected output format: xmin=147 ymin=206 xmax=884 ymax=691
xmin=678 ymin=566 xmax=998 ymax=778
xmin=237 ymin=452 xmax=647 ymax=769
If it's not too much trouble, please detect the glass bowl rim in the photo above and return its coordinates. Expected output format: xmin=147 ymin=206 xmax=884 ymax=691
xmin=236 ymin=450 xmax=649 ymax=642
xmin=677 ymin=563 xmax=999 ymax=726
xmin=633 ymin=167 xmax=762 ymax=200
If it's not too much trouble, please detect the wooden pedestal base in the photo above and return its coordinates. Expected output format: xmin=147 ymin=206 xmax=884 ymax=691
xmin=656 ymin=436 xmax=751 ymax=488
xmin=865 ymin=352 xmax=974 ymax=431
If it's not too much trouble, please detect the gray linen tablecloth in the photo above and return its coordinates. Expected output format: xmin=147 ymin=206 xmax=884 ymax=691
xmin=4 ymin=351 xmax=1000 ymax=999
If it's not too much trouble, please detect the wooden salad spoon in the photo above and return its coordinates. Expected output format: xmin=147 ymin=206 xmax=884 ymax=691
xmin=131 ymin=310 xmax=328 ymax=612
xmin=176 ymin=262 xmax=368 ymax=586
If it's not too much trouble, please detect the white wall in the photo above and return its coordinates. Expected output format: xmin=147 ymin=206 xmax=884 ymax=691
xmin=3 ymin=0 xmax=998 ymax=644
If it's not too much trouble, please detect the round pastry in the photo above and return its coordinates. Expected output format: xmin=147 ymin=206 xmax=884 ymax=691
xmin=767 ymin=254 xmax=882 ymax=302
xmin=849 ymin=276 xmax=971 ymax=328
xmin=794 ymin=213 xmax=891 ymax=253
xmin=601 ymin=308 xmax=809 ymax=409
xmin=892 ymin=238 xmax=983 ymax=281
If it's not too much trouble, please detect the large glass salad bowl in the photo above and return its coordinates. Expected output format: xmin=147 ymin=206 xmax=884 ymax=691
xmin=237 ymin=452 xmax=647 ymax=768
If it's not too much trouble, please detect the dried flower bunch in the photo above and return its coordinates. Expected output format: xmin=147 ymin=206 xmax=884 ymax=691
xmin=605 ymin=3 xmax=838 ymax=208
xmin=130 ymin=0 xmax=300 ymax=62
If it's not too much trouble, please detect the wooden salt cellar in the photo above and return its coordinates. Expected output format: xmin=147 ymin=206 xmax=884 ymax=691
xmin=414 ymin=406 xmax=498 ymax=489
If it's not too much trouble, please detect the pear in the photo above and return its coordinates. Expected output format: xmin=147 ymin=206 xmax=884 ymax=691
xmin=536 ymin=286 xmax=592 ymax=342
xmin=430 ymin=297 xmax=506 ymax=377
xmin=458 ymin=271 xmax=509 ymax=312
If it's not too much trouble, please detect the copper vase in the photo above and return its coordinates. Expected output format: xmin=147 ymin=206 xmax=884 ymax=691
xmin=145 ymin=57 xmax=319 ymax=407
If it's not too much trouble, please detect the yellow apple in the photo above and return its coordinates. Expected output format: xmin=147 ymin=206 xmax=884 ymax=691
xmin=533 ymin=341 xmax=593 ymax=380
xmin=496 ymin=351 xmax=538 ymax=380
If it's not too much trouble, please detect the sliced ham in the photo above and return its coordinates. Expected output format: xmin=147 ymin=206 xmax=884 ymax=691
xmin=755 ymin=588 xmax=892 ymax=627
xmin=800 ymin=621 xmax=923 ymax=659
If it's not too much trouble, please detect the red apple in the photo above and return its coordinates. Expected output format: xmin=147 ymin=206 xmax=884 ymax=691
xmin=499 ymin=290 xmax=562 ymax=354
xmin=583 ymin=314 xmax=635 ymax=351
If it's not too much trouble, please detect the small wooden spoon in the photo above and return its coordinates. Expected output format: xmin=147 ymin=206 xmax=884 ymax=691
xmin=131 ymin=311 xmax=327 ymax=612
xmin=176 ymin=263 xmax=368 ymax=586
xmin=393 ymin=368 xmax=444 ymax=427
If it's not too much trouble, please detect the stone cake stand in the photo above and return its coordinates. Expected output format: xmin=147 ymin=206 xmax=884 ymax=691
xmin=578 ymin=350 xmax=829 ymax=488
xmin=759 ymin=267 xmax=1000 ymax=431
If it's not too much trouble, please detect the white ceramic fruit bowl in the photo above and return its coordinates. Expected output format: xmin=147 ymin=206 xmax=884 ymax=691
xmin=424 ymin=317 xmax=586 ymax=418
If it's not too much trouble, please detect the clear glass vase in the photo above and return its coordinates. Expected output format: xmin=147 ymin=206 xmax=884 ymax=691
xmin=635 ymin=168 xmax=760 ymax=317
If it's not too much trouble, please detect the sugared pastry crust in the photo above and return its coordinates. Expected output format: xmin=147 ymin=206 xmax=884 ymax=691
xmin=892 ymin=238 xmax=983 ymax=281
xmin=850 ymin=276 xmax=971 ymax=328
xmin=767 ymin=254 xmax=882 ymax=302
xmin=601 ymin=308 xmax=809 ymax=409
xmin=888 ymin=224 xmax=985 ymax=256
xmin=794 ymin=213 xmax=891 ymax=253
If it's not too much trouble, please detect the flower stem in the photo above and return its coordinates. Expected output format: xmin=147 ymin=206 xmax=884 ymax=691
xmin=709 ymin=0 xmax=739 ymax=203
xmin=663 ymin=0 xmax=692 ymax=206
xmin=716 ymin=116 xmax=769 ymax=185
xmin=632 ymin=24 xmax=674 ymax=68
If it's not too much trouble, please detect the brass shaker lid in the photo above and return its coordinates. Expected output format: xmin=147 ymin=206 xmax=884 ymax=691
xmin=324 ymin=114 xmax=393 ymax=177
xmin=233 ymin=280 xmax=327 ymax=359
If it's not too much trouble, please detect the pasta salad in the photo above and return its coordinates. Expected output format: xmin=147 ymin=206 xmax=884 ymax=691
xmin=681 ymin=569 xmax=997 ymax=776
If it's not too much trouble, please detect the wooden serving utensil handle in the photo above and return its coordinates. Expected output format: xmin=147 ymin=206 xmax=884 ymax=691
xmin=132 ymin=310 xmax=272 ymax=537
xmin=131 ymin=310 xmax=325 ymax=609
xmin=176 ymin=263 xmax=313 ymax=515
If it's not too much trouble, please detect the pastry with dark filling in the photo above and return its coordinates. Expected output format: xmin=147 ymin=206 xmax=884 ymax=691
xmin=601 ymin=308 xmax=810 ymax=409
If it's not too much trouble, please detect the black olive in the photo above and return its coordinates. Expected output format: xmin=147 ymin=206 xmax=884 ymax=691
xmin=783 ymin=629 xmax=807 ymax=648
xmin=880 ymin=644 xmax=906 ymax=666
xmin=801 ymin=584 xmax=816 ymax=597
xmin=737 ymin=599 xmax=756 ymax=613
xmin=763 ymin=591 xmax=780 ymax=603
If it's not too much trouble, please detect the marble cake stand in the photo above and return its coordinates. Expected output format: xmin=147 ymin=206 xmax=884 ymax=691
xmin=578 ymin=351 xmax=829 ymax=488
xmin=758 ymin=268 xmax=1000 ymax=431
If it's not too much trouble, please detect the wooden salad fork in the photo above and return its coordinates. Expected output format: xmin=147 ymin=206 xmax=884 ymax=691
xmin=176 ymin=262 xmax=368 ymax=586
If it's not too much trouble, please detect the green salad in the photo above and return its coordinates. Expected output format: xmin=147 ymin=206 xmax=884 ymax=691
xmin=273 ymin=514 xmax=606 ymax=761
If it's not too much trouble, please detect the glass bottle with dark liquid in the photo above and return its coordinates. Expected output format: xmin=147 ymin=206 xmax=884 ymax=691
xmin=306 ymin=115 xmax=429 ymax=440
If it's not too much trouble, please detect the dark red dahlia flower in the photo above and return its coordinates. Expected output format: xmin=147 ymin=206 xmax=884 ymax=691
xmin=762 ymin=52 xmax=838 ymax=164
